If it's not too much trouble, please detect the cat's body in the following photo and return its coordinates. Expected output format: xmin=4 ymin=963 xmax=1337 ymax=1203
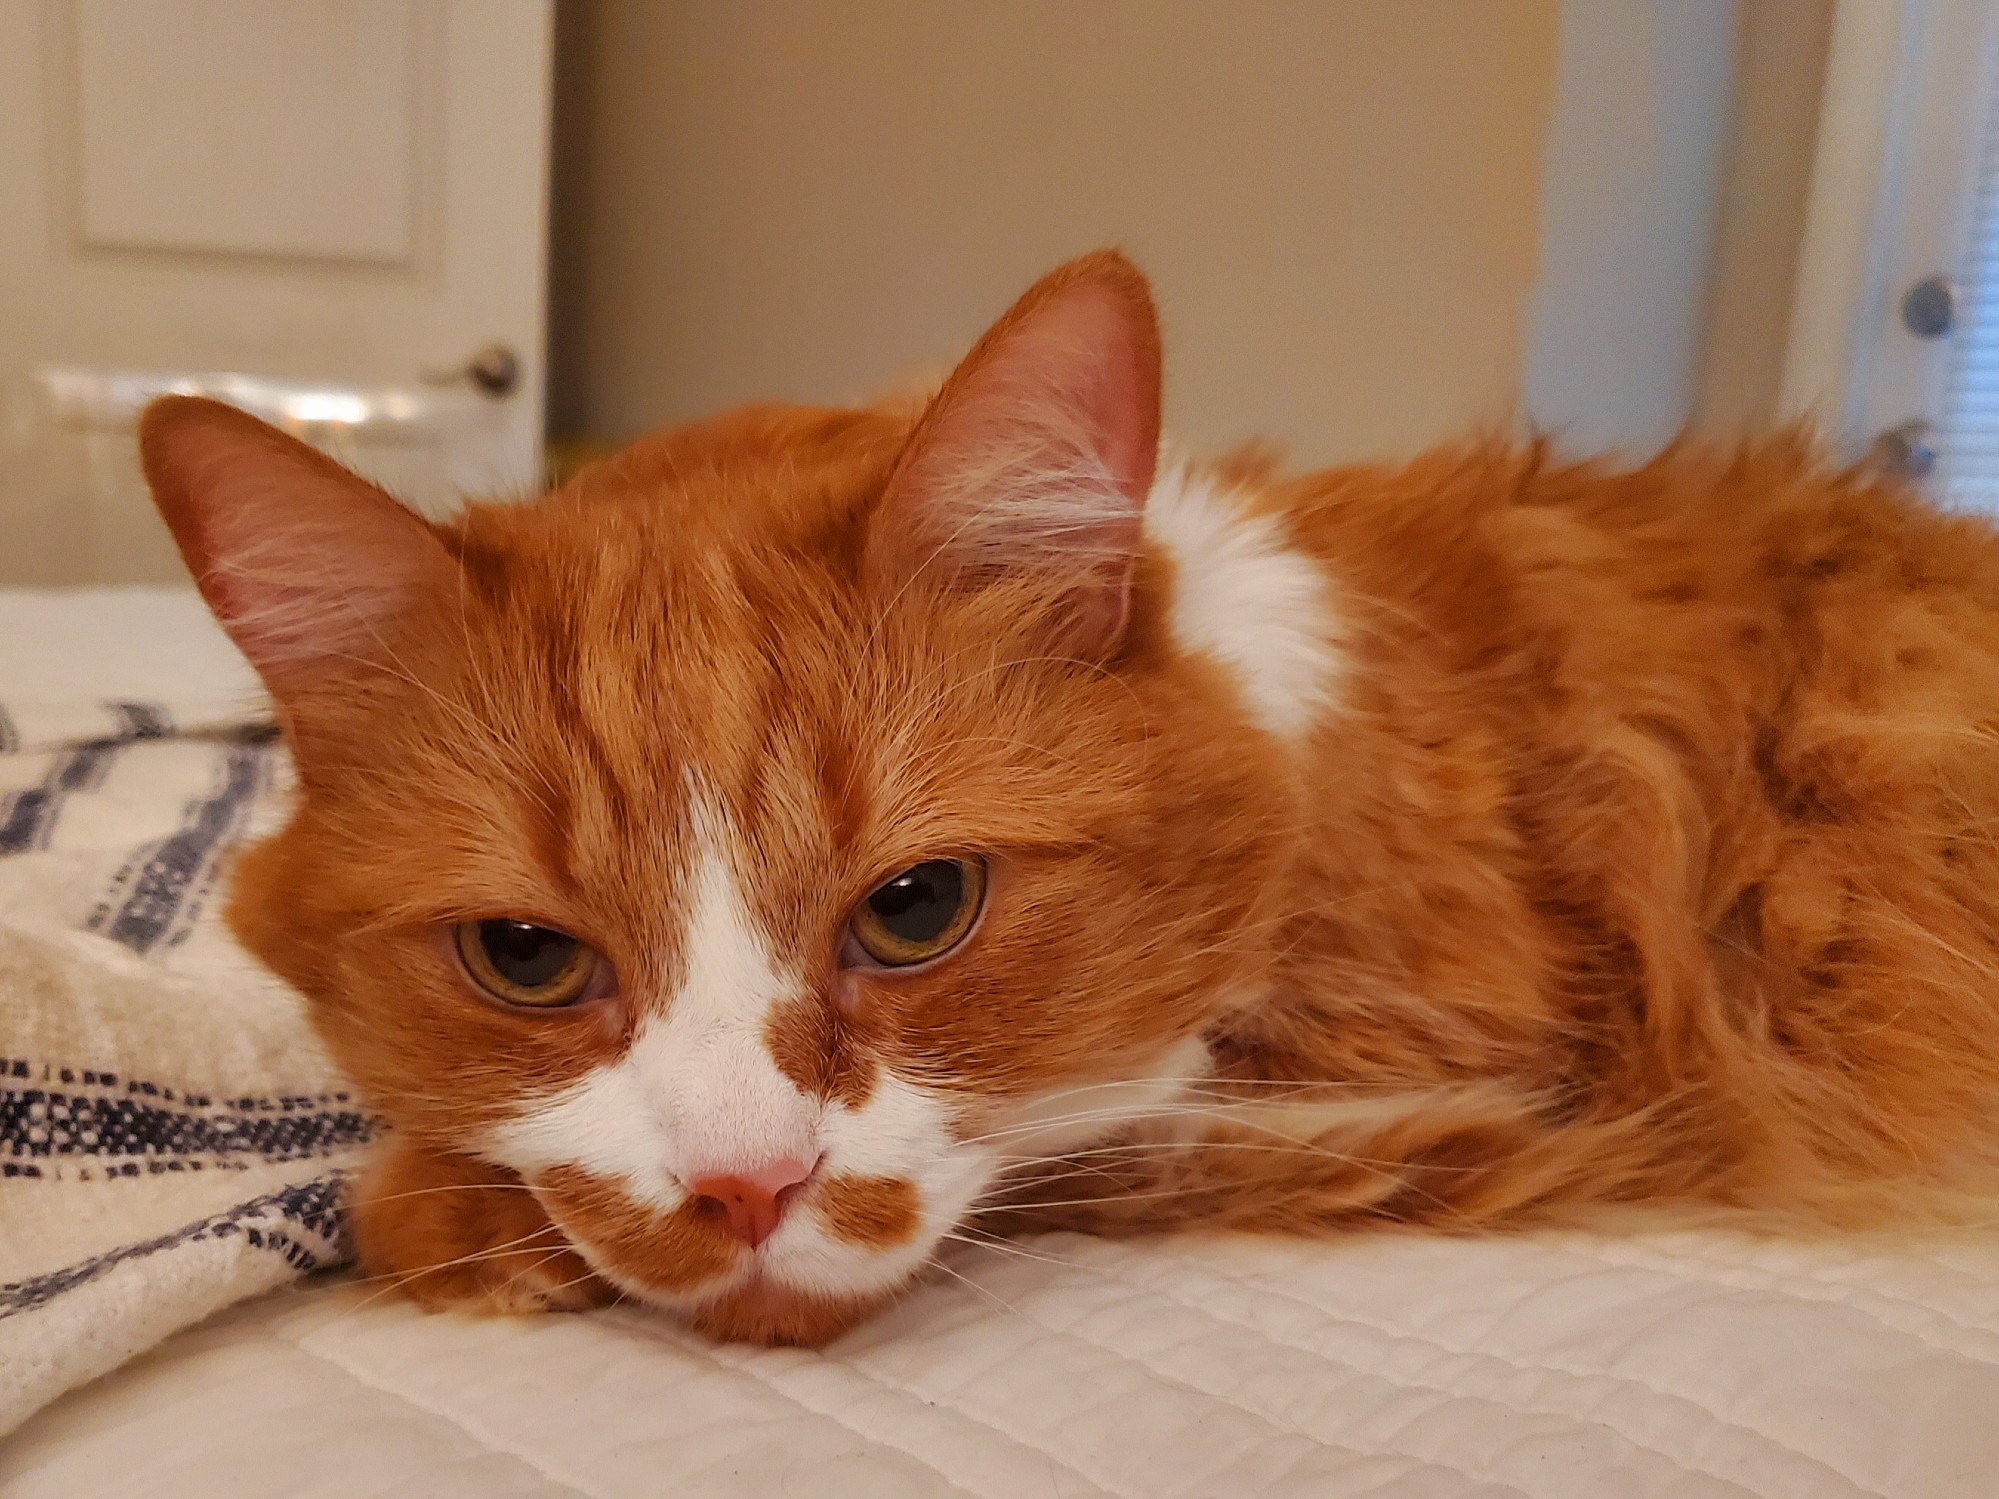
xmin=141 ymin=254 xmax=1999 ymax=1345
xmin=1018 ymin=432 xmax=1999 ymax=1239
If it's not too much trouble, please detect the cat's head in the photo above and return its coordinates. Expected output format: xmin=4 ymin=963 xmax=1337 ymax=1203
xmin=141 ymin=252 xmax=1336 ymax=1342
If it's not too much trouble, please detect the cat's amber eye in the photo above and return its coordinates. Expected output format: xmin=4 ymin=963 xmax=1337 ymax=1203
xmin=848 ymin=858 xmax=987 ymax=967
xmin=454 ymin=919 xmax=604 ymax=1008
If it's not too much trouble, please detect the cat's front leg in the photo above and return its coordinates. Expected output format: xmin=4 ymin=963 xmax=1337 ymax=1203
xmin=348 ymin=1139 xmax=613 ymax=1315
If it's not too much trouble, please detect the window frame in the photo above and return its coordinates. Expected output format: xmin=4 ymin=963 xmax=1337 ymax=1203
xmin=1781 ymin=0 xmax=1999 ymax=462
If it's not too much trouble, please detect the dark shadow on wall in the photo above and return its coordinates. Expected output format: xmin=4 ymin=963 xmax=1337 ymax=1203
xmin=546 ymin=0 xmax=604 ymax=451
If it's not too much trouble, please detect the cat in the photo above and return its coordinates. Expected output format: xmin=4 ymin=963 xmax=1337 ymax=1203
xmin=139 ymin=250 xmax=1999 ymax=1346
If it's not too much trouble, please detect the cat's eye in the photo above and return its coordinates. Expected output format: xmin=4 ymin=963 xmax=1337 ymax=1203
xmin=454 ymin=919 xmax=605 ymax=1008
xmin=848 ymin=858 xmax=987 ymax=967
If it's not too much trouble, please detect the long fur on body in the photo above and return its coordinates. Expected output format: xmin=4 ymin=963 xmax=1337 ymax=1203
xmin=1029 ymin=434 xmax=1999 ymax=1241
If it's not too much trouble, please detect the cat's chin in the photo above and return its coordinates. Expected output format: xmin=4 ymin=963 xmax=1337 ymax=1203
xmin=678 ymin=1272 xmax=887 ymax=1347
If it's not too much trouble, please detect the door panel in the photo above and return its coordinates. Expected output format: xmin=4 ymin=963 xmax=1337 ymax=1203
xmin=73 ymin=0 xmax=422 ymax=263
xmin=0 ymin=0 xmax=552 ymax=584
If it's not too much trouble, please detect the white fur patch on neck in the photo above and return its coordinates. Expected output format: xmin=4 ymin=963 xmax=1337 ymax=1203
xmin=1144 ymin=460 xmax=1344 ymax=740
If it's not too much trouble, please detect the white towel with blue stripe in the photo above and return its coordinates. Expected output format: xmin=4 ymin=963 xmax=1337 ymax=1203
xmin=0 ymin=592 xmax=375 ymax=1436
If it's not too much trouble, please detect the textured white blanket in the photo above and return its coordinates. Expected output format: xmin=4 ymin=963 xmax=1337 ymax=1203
xmin=0 ymin=589 xmax=375 ymax=1435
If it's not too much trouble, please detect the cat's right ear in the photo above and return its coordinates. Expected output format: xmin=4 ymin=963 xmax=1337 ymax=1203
xmin=864 ymin=250 xmax=1163 ymax=661
xmin=139 ymin=396 xmax=454 ymax=700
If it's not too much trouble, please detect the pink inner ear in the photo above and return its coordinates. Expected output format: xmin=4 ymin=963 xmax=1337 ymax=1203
xmin=867 ymin=254 xmax=1163 ymax=655
xmin=1049 ymin=288 xmax=1163 ymax=510
xmin=910 ymin=282 xmax=1161 ymax=523
xmin=141 ymin=397 xmax=452 ymax=696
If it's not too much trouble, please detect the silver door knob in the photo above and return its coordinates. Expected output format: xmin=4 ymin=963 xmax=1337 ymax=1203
xmin=1902 ymin=276 xmax=1959 ymax=339
xmin=1874 ymin=418 xmax=1938 ymax=478
xmin=422 ymin=343 xmax=520 ymax=399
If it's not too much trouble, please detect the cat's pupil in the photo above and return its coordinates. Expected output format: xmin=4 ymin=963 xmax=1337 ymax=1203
xmin=866 ymin=861 xmax=965 ymax=943
xmin=477 ymin=920 xmax=577 ymax=989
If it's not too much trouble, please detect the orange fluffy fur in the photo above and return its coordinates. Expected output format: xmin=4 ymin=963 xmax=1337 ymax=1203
xmin=142 ymin=252 xmax=1999 ymax=1344
xmin=1004 ymin=432 xmax=1999 ymax=1239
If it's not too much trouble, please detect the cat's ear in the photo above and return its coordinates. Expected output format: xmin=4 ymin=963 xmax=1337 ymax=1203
xmin=140 ymin=396 xmax=454 ymax=700
xmin=865 ymin=249 xmax=1162 ymax=659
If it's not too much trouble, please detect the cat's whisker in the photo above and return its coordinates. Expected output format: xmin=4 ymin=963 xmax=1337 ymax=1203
xmin=938 ymin=1231 xmax=1082 ymax=1272
xmin=925 ymin=1258 xmax=1030 ymax=1324
xmin=988 ymin=1153 xmax=1137 ymax=1192
xmin=340 ymin=1231 xmax=569 ymax=1287
xmin=312 ymin=1257 xmax=568 ymax=1329
xmin=979 ymin=1182 xmax=1262 ymax=1214
xmin=995 ymin=1138 xmax=1476 ymax=1172
xmin=956 ymin=1076 xmax=1375 ymax=1132
xmin=955 ymin=1086 xmax=1425 ymax=1151
xmin=492 ymin=1247 xmax=583 ymax=1298
xmin=533 ymin=1265 xmax=612 ymax=1308
xmin=346 ymin=1182 xmax=545 ymax=1207
xmin=310 ymin=1236 xmax=584 ymax=1334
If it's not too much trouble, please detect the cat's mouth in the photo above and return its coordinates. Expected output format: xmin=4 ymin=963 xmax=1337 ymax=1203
xmin=528 ymin=1161 xmax=942 ymax=1345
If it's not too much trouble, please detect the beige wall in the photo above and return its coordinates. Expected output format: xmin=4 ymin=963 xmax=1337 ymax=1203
xmin=549 ymin=0 xmax=1561 ymax=468
xmin=1693 ymin=0 xmax=1836 ymax=433
xmin=1523 ymin=0 xmax=1739 ymax=455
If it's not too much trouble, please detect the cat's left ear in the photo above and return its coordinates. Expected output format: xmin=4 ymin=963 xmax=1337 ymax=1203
xmin=865 ymin=249 xmax=1162 ymax=659
xmin=139 ymin=396 xmax=456 ymax=705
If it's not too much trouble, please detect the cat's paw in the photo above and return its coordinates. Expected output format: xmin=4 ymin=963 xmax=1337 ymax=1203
xmin=349 ymin=1141 xmax=613 ymax=1315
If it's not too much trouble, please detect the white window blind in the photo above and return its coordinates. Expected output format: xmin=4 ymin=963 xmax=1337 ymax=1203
xmin=1941 ymin=72 xmax=1999 ymax=509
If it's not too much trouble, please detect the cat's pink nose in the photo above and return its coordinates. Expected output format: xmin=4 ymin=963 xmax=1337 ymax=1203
xmin=688 ymin=1156 xmax=816 ymax=1247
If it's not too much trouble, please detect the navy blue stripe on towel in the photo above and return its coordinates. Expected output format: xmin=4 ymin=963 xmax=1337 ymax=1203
xmin=0 ymin=1174 xmax=349 ymax=1317
xmin=108 ymin=701 xmax=172 ymax=741
xmin=0 ymin=740 xmax=123 ymax=855
xmin=89 ymin=743 xmax=267 ymax=953
xmin=1 ymin=1086 xmax=374 ymax=1166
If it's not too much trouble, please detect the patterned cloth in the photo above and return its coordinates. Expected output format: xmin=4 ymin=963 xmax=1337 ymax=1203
xmin=0 ymin=670 xmax=376 ymax=1435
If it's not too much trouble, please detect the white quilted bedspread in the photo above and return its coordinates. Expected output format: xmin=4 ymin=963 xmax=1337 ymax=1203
xmin=8 ymin=1225 xmax=1999 ymax=1497
xmin=7 ymin=589 xmax=1999 ymax=1496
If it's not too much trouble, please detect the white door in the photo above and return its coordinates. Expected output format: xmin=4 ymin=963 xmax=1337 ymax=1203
xmin=0 ymin=0 xmax=553 ymax=585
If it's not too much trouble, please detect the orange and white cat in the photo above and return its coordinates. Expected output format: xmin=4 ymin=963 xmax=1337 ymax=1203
xmin=141 ymin=252 xmax=1999 ymax=1345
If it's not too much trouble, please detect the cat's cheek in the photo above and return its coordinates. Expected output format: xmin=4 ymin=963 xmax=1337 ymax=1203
xmin=349 ymin=1143 xmax=614 ymax=1316
xmin=532 ymin=1165 xmax=743 ymax=1297
xmin=755 ymin=1158 xmax=993 ymax=1304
